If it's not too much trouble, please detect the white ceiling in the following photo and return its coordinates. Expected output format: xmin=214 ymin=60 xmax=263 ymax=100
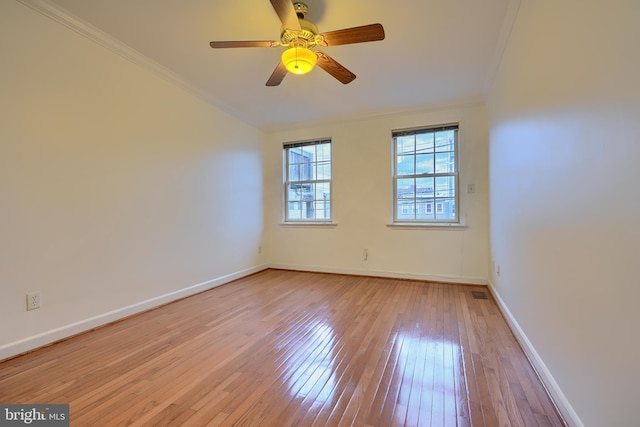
xmin=30 ymin=0 xmax=517 ymax=130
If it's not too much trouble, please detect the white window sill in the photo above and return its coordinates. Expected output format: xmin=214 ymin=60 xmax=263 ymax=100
xmin=387 ymin=222 xmax=468 ymax=230
xmin=279 ymin=222 xmax=338 ymax=228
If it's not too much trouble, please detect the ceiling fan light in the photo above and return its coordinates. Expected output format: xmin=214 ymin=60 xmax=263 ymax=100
xmin=282 ymin=47 xmax=317 ymax=75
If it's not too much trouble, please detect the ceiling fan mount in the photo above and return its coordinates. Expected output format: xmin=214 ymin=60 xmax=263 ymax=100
xmin=292 ymin=2 xmax=309 ymax=19
xmin=209 ymin=0 xmax=385 ymax=86
xmin=280 ymin=20 xmax=320 ymax=47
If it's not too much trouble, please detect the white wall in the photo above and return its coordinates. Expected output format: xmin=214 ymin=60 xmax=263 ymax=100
xmin=264 ymin=104 xmax=489 ymax=284
xmin=0 ymin=1 xmax=265 ymax=359
xmin=488 ymin=1 xmax=640 ymax=425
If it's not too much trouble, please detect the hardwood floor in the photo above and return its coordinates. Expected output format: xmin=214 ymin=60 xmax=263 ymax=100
xmin=0 ymin=269 xmax=565 ymax=426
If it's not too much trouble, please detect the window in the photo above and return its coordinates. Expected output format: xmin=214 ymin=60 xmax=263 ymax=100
xmin=284 ymin=139 xmax=332 ymax=222
xmin=393 ymin=124 xmax=458 ymax=223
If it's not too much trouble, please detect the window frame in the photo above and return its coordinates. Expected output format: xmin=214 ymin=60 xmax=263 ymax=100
xmin=392 ymin=124 xmax=460 ymax=225
xmin=283 ymin=138 xmax=333 ymax=223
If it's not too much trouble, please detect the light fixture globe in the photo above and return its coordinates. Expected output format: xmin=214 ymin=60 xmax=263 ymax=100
xmin=281 ymin=46 xmax=317 ymax=75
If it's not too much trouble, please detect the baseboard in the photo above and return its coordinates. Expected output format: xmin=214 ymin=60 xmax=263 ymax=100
xmin=0 ymin=265 xmax=268 ymax=361
xmin=268 ymin=263 xmax=488 ymax=286
xmin=488 ymin=281 xmax=583 ymax=427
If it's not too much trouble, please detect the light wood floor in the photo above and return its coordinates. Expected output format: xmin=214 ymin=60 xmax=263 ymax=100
xmin=0 ymin=269 xmax=564 ymax=426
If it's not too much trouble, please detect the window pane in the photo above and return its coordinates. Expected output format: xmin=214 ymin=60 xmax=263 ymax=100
xmin=416 ymin=177 xmax=434 ymax=198
xmin=287 ymin=201 xmax=303 ymax=219
xmin=435 ymin=152 xmax=455 ymax=173
xmin=435 ymin=198 xmax=456 ymax=220
xmin=306 ymin=163 xmax=315 ymax=180
xmin=315 ymin=182 xmax=330 ymax=200
xmin=300 ymin=146 xmax=314 ymax=180
xmin=397 ymin=200 xmax=414 ymax=220
xmin=396 ymin=155 xmax=414 ymax=175
xmin=301 ymin=145 xmax=315 ymax=160
xmin=416 ymin=199 xmax=435 ymax=220
xmin=289 ymin=147 xmax=303 ymax=164
xmin=415 ymin=154 xmax=434 ymax=174
xmin=415 ymin=133 xmax=434 ymax=154
xmin=435 ymin=176 xmax=455 ymax=198
xmin=301 ymin=200 xmax=314 ymax=219
xmin=435 ymin=130 xmax=455 ymax=152
xmin=288 ymin=165 xmax=300 ymax=181
xmin=317 ymin=161 xmax=331 ymax=180
xmin=396 ymin=136 xmax=415 ymax=156
xmin=397 ymin=178 xmax=415 ymax=199
xmin=287 ymin=183 xmax=302 ymax=201
xmin=316 ymin=143 xmax=331 ymax=161
xmin=313 ymin=201 xmax=330 ymax=220
xmin=301 ymin=183 xmax=314 ymax=203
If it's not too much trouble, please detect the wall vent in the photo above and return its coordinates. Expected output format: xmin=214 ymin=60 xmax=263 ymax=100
xmin=471 ymin=291 xmax=488 ymax=300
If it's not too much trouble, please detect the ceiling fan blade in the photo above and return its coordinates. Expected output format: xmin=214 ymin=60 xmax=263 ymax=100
xmin=269 ymin=0 xmax=302 ymax=31
xmin=210 ymin=40 xmax=275 ymax=48
xmin=266 ymin=61 xmax=288 ymax=86
xmin=315 ymin=52 xmax=356 ymax=84
xmin=320 ymin=23 xmax=385 ymax=46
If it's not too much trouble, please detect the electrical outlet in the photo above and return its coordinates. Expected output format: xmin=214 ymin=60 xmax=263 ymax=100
xmin=363 ymin=249 xmax=369 ymax=261
xmin=467 ymin=184 xmax=476 ymax=194
xmin=26 ymin=292 xmax=41 ymax=310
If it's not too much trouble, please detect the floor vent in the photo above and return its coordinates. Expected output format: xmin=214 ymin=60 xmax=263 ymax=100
xmin=471 ymin=291 xmax=488 ymax=300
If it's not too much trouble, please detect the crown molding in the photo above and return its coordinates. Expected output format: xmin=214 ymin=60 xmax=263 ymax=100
xmin=264 ymin=96 xmax=486 ymax=133
xmin=15 ymin=0 xmax=247 ymax=123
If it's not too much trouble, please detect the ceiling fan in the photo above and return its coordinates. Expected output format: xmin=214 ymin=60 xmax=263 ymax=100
xmin=209 ymin=0 xmax=385 ymax=86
